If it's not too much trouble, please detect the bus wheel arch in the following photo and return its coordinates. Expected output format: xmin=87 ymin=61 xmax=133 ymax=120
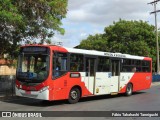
xmin=68 ymin=86 xmax=82 ymax=104
xmin=125 ymin=83 xmax=133 ymax=96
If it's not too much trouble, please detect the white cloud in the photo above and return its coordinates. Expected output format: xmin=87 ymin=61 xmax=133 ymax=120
xmin=67 ymin=0 xmax=155 ymax=25
xmin=80 ymin=33 xmax=87 ymax=38
xmin=51 ymin=0 xmax=160 ymax=48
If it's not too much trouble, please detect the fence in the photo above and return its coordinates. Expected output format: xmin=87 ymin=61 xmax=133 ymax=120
xmin=152 ymin=74 xmax=160 ymax=82
xmin=0 ymin=75 xmax=15 ymax=97
xmin=0 ymin=62 xmax=16 ymax=98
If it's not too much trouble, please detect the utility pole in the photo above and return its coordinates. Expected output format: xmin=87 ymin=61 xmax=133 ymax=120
xmin=148 ymin=0 xmax=160 ymax=73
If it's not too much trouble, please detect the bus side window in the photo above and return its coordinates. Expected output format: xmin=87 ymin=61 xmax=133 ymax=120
xmin=121 ymin=59 xmax=151 ymax=73
xmin=142 ymin=61 xmax=151 ymax=72
xmin=70 ymin=54 xmax=84 ymax=72
xmin=97 ymin=57 xmax=110 ymax=72
xmin=52 ymin=52 xmax=68 ymax=79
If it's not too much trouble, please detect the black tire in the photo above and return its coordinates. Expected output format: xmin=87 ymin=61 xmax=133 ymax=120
xmin=68 ymin=88 xmax=80 ymax=104
xmin=41 ymin=100 xmax=50 ymax=104
xmin=125 ymin=83 xmax=133 ymax=96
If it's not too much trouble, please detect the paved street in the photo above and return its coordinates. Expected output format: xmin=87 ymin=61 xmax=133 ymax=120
xmin=0 ymin=84 xmax=160 ymax=119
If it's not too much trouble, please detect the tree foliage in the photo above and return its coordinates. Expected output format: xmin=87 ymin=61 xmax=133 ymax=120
xmin=79 ymin=34 xmax=109 ymax=51
xmin=0 ymin=0 xmax=68 ymax=58
xmin=78 ymin=20 xmax=157 ymax=69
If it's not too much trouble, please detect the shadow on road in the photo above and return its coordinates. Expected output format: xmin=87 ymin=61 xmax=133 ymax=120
xmin=0 ymin=91 xmax=146 ymax=107
xmin=0 ymin=96 xmax=67 ymax=107
xmin=79 ymin=92 xmax=145 ymax=103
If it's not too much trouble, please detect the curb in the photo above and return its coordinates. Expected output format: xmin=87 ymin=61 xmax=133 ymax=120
xmin=151 ymin=82 xmax=160 ymax=86
xmin=0 ymin=95 xmax=23 ymax=101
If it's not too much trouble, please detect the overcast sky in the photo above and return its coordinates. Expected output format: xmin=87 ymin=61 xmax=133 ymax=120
xmin=51 ymin=0 xmax=160 ymax=48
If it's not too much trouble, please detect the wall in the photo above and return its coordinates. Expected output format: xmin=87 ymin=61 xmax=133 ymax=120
xmin=0 ymin=65 xmax=16 ymax=75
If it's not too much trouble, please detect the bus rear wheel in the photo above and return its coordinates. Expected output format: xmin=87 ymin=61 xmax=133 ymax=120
xmin=68 ymin=87 xmax=80 ymax=104
xmin=125 ymin=83 xmax=133 ymax=96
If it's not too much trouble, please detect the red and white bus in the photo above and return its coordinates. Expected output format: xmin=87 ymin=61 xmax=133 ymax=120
xmin=16 ymin=45 xmax=152 ymax=103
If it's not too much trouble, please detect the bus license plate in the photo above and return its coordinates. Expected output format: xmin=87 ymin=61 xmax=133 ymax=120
xmin=25 ymin=91 xmax=31 ymax=94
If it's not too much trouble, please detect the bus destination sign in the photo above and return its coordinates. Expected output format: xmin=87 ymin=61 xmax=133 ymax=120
xmin=104 ymin=52 xmax=126 ymax=58
xmin=22 ymin=47 xmax=47 ymax=52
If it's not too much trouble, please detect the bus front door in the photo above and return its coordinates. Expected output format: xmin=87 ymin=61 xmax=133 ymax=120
xmin=84 ymin=57 xmax=96 ymax=95
xmin=110 ymin=59 xmax=120 ymax=93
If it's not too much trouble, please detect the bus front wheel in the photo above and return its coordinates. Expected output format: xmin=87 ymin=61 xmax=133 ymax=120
xmin=125 ymin=83 xmax=133 ymax=96
xmin=68 ymin=87 xmax=80 ymax=104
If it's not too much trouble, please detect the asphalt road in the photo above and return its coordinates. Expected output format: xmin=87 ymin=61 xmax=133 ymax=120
xmin=0 ymin=84 xmax=160 ymax=120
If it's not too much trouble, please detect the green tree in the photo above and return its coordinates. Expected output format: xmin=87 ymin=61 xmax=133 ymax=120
xmin=0 ymin=0 xmax=68 ymax=58
xmin=104 ymin=20 xmax=156 ymax=59
xmin=78 ymin=20 xmax=157 ymax=69
xmin=79 ymin=34 xmax=109 ymax=51
xmin=0 ymin=0 xmax=24 ymax=58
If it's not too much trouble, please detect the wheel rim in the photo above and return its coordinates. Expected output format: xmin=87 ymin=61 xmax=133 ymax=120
xmin=71 ymin=90 xmax=78 ymax=100
xmin=127 ymin=85 xmax=132 ymax=94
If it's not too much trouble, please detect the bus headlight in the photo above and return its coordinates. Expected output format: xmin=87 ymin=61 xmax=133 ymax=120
xmin=40 ymin=86 xmax=49 ymax=93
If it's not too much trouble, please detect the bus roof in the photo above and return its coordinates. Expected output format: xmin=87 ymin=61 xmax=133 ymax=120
xmin=65 ymin=47 xmax=151 ymax=60
xmin=21 ymin=44 xmax=152 ymax=61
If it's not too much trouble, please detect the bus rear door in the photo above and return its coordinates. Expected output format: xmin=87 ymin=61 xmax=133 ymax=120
xmin=84 ymin=56 xmax=96 ymax=95
xmin=110 ymin=59 xmax=121 ymax=93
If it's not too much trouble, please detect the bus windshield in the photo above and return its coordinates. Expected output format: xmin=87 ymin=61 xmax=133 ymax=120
xmin=16 ymin=53 xmax=49 ymax=83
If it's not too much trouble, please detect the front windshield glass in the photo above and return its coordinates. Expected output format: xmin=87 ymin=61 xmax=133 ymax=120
xmin=17 ymin=53 xmax=49 ymax=82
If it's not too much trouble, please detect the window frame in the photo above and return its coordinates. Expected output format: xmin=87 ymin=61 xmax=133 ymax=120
xmin=97 ymin=56 xmax=110 ymax=72
xmin=121 ymin=59 xmax=151 ymax=73
xmin=52 ymin=51 xmax=69 ymax=80
xmin=69 ymin=53 xmax=84 ymax=72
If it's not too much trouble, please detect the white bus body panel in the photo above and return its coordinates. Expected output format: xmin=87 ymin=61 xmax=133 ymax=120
xmin=15 ymin=87 xmax=49 ymax=100
xmin=109 ymin=76 xmax=119 ymax=93
xmin=80 ymin=72 xmax=94 ymax=94
xmin=94 ymin=72 xmax=111 ymax=95
xmin=80 ymin=72 xmax=135 ymax=95
xmin=119 ymin=73 xmax=134 ymax=89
